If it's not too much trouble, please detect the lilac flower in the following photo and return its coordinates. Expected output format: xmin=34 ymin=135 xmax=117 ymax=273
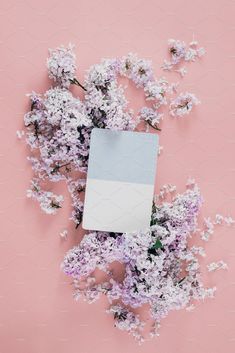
xmin=25 ymin=87 xmax=92 ymax=179
xmin=139 ymin=107 xmax=163 ymax=130
xmin=207 ymin=260 xmax=228 ymax=272
xmin=162 ymin=39 xmax=205 ymax=74
xmin=175 ymin=66 xmax=187 ymax=77
xmin=44 ymin=87 xmax=91 ymax=126
xmin=21 ymin=41 xmax=233 ymax=341
xmin=201 ymin=217 xmax=214 ymax=241
xmin=169 ymin=92 xmax=200 ymax=117
xmin=47 ymin=43 xmax=77 ymax=88
xmin=214 ymin=214 xmax=235 ymax=226
xmin=120 ymin=53 xmax=154 ymax=87
xmin=60 ymin=229 xmax=68 ymax=240
xmin=168 ymin=39 xmax=187 ymax=65
xmin=144 ymin=79 xmax=168 ymax=108
xmin=158 ymin=145 xmax=163 ymax=156
xmin=185 ymin=40 xmax=206 ymax=61
xmin=61 ymin=181 xmax=233 ymax=337
xmin=155 ymin=183 xmax=176 ymax=201
xmin=27 ymin=179 xmax=64 ymax=215
xmin=131 ymin=58 xmax=154 ymax=87
xmin=107 ymin=304 xmax=144 ymax=342
xmin=201 ymin=214 xmax=234 ymax=241
xmin=62 ymin=231 xmax=123 ymax=278
xmin=61 ymin=185 xmax=217 ymax=329
xmin=16 ymin=130 xmax=24 ymax=139
xmin=26 ymin=91 xmax=44 ymax=111
xmin=119 ymin=53 xmax=138 ymax=77
xmin=84 ymin=58 xmax=136 ymax=131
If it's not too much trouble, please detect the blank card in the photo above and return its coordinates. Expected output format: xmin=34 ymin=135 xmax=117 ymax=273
xmin=82 ymin=128 xmax=158 ymax=233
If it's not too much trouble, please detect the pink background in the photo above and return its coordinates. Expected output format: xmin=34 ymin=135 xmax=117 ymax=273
xmin=0 ymin=0 xmax=235 ymax=352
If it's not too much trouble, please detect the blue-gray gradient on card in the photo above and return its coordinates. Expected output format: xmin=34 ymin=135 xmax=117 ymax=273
xmin=87 ymin=128 xmax=158 ymax=185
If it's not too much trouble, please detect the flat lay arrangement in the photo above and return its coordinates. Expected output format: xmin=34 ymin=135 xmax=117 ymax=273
xmin=18 ymin=40 xmax=234 ymax=343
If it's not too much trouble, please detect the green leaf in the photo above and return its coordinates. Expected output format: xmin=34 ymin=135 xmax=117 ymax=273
xmin=151 ymin=239 xmax=163 ymax=250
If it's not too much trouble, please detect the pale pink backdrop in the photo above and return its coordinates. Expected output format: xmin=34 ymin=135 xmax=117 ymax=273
xmin=0 ymin=0 xmax=235 ymax=352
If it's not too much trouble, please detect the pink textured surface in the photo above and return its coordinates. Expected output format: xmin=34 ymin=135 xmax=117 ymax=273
xmin=0 ymin=0 xmax=235 ymax=352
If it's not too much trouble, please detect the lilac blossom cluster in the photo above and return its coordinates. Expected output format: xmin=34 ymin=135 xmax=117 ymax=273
xmin=62 ymin=184 xmax=233 ymax=341
xmin=19 ymin=41 xmax=234 ymax=341
xmin=22 ymin=42 xmax=202 ymax=219
xmin=169 ymin=92 xmax=200 ymax=117
xmin=27 ymin=178 xmax=64 ymax=215
xmin=162 ymin=39 xmax=205 ymax=76
xmin=107 ymin=304 xmax=145 ymax=342
xmin=47 ymin=43 xmax=77 ymax=88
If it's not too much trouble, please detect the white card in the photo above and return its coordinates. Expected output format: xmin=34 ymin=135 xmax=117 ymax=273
xmin=82 ymin=128 xmax=158 ymax=233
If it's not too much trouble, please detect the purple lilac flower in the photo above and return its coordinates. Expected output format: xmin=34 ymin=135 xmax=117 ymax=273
xmin=162 ymin=39 xmax=205 ymax=74
xmin=168 ymin=39 xmax=187 ymax=65
xmin=47 ymin=43 xmax=77 ymax=88
xmin=119 ymin=53 xmax=154 ymax=87
xmin=21 ymin=42 xmax=231 ymax=341
xmin=107 ymin=304 xmax=144 ymax=342
xmin=139 ymin=107 xmax=163 ymax=129
xmin=61 ymin=185 xmax=221 ymax=334
xmin=169 ymin=92 xmax=200 ymax=117
xmin=27 ymin=178 xmax=64 ymax=215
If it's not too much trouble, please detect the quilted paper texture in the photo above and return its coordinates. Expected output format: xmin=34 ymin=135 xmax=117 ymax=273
xmin=82 ymin=179 xmax=154 ymax=232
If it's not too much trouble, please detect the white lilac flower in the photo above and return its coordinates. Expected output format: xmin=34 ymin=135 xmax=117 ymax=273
xmin=144 ymin=79 xmax=168 ymax=107
xmin=213 ymin=214 xmax=235 ymax=226
xmin=185 ymin=41 xmax=206 ymax=61
xmin=155 ymin=183 xmax=176 ymax=201
xmin=149 ymin=321 xmax=161 ymax=338
xmin=168 ymin=39 xmax=187 ymax=65
xmin=119 ymin=53 xmax=138 ymax=77
xmin=16 ymin=130 xmax=24 ymax=139
xmin=186 ymin=304 xmax=195 ymax=312
xmin=162 ymin=60 xmax=173 ymax=71
xmin=194 ymin=286 xmax=217 ymax=300
xmin=130 ymin=58 xmax=154 ymax=87
xmin=207 ymin=261 xmax=228 ymax=272
xmin=119 ymin=53 xmax=154 ymax=87
xmin=44 ymin=87 xmax=91 ymax=127
xmin=167 ymin=81 xmax=179 ymax=94
xmin=27 ymin=179 xmax=64 ymax=215
xmin=107 ymin=304 xmax=144 ymax=342
xmin=224 ymin=217 xmax=235 ymax=225
xmin=139 ymin=107 xmax=163 ymax=129
xmin=24 ymin=86 xmax=92 ymax=184
xmin=191 ymin=246 xmax=206 ymax=257
xmin=62 ymin=185 xmax=208 ymax=326
xmin=169 ymin=92 xmax=200 ymax=117
xmin=186 ymin=178 xmax=196 ymax=188
xmin=175 ymin=67 xmax=187 ymax=77
xmin=162 ymin=39 xmax=205 ymax=74
xmin=158 ymin=145 xmax=163 ymax=156
xmin=214 ymin=214 xmax=224 ymax=225
xmin=22 ymin=42 xmax=232 ymax=340
xmin=26 ymin=91 xmax=44 ymax=111
xmin=201 ymin=217 xmax=214 ymax=241
xmin=84 ymin=58 xmax=136 ymax=131
xmin=60 ymin=229 xmax=68 ymax=240
xmin=47 ymin=43 xmax=77 ymax=88
xmin=62 ymin=231 xmax=124 ymax=278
